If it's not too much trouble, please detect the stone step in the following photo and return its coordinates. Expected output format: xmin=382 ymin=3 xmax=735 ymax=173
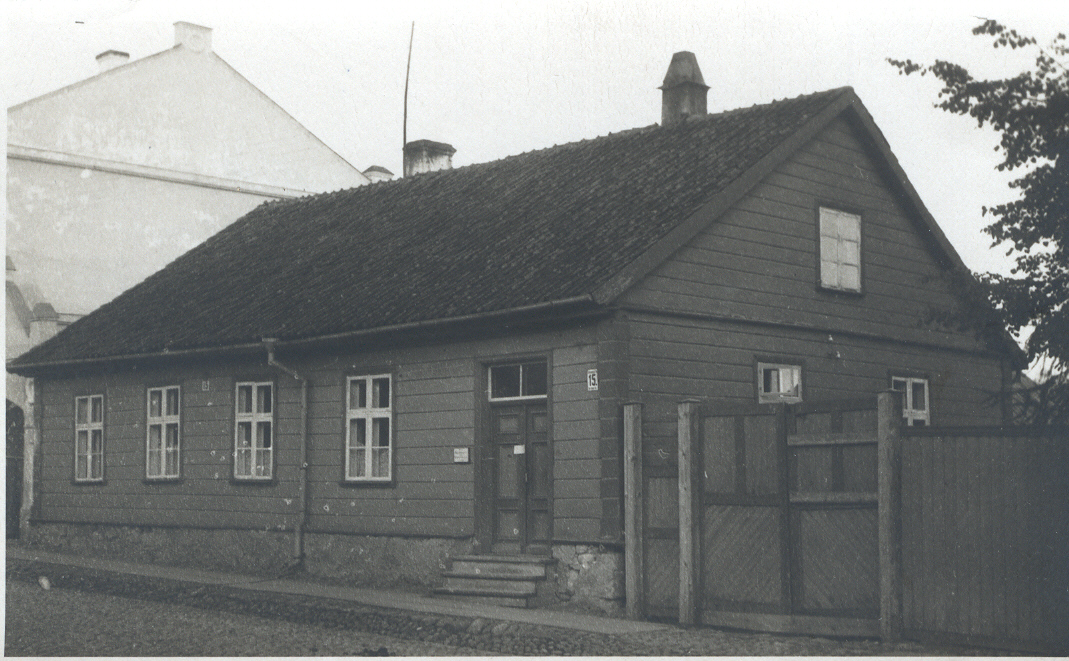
xmin=440 ymin=573 xmax=539 ymax=595
xmin=449 ymin=555 xmax=552 ymax=578
xmin=435 ymin=590 xmax=530 ymax=609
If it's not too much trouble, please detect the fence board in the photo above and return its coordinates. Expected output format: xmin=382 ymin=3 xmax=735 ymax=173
xmin=702 ymin=504 xmax=784 ymax=608
xmin=793 ymin=507 xmax=878 ymax=613
xmin=900 ymin=429 xmax=1069 ymax=653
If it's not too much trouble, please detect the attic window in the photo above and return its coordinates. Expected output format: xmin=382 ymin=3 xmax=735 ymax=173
xmin=819 ymin=207 xmax=861 ymax=292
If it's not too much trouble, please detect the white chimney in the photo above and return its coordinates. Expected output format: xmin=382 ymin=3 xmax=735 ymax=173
xmin=174 ymin=21 xmax=212 ymax=53
xmin=363 ymin=166 xmax=394 ymax=183
xmin=403 ymin=140 xmax=456 ymax=177
xmin=95 ymin=50 xmax=130 ymax=73
xmin=30 ymin=303 xmax=59 ymax=346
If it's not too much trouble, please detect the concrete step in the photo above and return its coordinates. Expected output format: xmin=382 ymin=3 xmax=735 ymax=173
xmin=440 ymin=573 xmax=539 ymax=595
xmin=433 ymin=585 xmax=532 ymax=608
xmin=437 ymin=554 xmax=555 ymax=609
xmin=436 ymin=592 xmax=530 ymax=609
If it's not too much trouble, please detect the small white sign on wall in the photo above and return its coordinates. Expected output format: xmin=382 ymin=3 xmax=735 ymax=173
xmin=587 ymin=369 xmax=599 ymax=391
xmin=453 ymin=447 xmax=470 ymax=464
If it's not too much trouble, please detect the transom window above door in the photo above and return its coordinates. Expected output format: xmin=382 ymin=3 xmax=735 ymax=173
xmin=489 ymin=361 xmax=548 ymax=401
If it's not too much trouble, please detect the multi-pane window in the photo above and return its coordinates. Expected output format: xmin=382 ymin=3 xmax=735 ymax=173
xmin=758 ymin=363 xmax=803 ymax=403
xmin=75 ymin=394 xmax=104 ymax=482
xmin=489 ymin=361 xmax=548 ymax=401
xmin=346 ymin=375 xmax=392 ymax=481
xmin=819 ymin=207 xmax=862 ymax=292
xmin=234 ymin=382 xmax=273 ymax=479
xmin=146 ymin=386 xmax=181 ymax=479
xmin=891 ymin=376 xmax=930 ymax=426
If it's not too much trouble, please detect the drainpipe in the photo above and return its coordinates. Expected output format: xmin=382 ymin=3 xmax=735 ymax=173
xmin=263 ymin=338 xmax=309 ymax=570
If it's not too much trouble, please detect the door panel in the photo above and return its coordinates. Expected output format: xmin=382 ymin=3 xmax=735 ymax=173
xmin=491 ymin=404 xmax=551 ymax=554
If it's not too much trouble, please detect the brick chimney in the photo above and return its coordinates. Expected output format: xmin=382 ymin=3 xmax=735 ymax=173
xmin=95 ymin=50 xmax=130 ymax=73
xmin=403 ymin=140 xmax=456 ymax=177
xmin=659 ymin=51 xmax=709 ymax=126
xmin=175 ymin=21 xmax=212 ymax=53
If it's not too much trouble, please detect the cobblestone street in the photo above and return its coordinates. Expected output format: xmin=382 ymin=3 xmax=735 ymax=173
xmin=6 ymin=580 xmax=489 ymax=656
xmin=5 ymin=556 xmax=988 ymax=656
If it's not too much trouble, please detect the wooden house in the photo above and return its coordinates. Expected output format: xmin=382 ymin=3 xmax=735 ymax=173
xmin=8 ymin=52 xmax=1017 ymax=612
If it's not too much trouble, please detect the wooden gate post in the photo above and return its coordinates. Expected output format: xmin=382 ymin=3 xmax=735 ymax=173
xmin=623 ymin=402 xmax=644 ymax=620
xmin=878 ymin=390 xmax=904 ymax=642
xmin=678 ymin=399 xmax=701 ymax=627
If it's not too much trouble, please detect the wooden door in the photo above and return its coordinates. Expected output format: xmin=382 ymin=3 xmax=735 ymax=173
xmin=491 ymin=404 xmax=551 ymax=554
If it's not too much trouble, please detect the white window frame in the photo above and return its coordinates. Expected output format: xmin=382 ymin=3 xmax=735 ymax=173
xmin=488 ymin=361 xmax=548 ymax=402
xmin=345 ymin=375 xmax=393 ymax=482
xmin=234 ymin=381 xmax=274 ymax=480
xmin=146 ymin=386 xmax=181 ymax=479
xmin=758 ymin=363 xmax=803 ymax=404
xmin=891 ymin=376 xmax=930 ymax=426
xmin=75 ymin=394 xmax=105 ymax=482
xmin=819 ymin=207 xmax=862 ymax=292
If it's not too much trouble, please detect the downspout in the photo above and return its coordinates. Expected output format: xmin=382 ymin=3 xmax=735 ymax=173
xmin=263 ymin=338 xmax=309 ymax=570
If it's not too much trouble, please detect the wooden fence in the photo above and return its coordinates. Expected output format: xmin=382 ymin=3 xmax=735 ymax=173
xmin=623 ymin=393 xmax=1069 ymax=653
xmin=898 ymin=426 xmax=1069 ymax=652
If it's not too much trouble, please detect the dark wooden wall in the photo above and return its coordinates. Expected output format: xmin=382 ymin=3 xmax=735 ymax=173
xmin=620 ymin=115 xmax=1008 ymax=424
xmin=32 ymin=324 xmax=613 ymax=544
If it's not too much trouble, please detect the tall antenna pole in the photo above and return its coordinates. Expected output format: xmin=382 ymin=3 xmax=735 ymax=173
xmin=403 ymin=21 xmax=415 ymax=151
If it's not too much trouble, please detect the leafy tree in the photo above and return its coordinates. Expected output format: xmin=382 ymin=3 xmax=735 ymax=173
xmin=889 ymin=20 xmax=1069 ymax=426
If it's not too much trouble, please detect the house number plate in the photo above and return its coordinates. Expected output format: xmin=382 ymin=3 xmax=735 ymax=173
xmin=514 ymin=444 xmax=525 ymax=454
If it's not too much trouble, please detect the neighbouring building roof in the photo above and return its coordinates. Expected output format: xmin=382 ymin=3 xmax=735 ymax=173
xmin=9 ymin=86 xmax=973 ymax=372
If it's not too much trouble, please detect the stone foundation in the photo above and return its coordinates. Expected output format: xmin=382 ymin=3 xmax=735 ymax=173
xmin=549 ymin=544 xmax=625 ymax=615
xmin=24 ymin=522 xmax=471 ymax=589
xmin=23 ymin=523 xmax=623 ymax=611
xmin=25 ymin=522 xmax=293 ymax=574
xmin=303 ymin=533 xmax=473 ymax=589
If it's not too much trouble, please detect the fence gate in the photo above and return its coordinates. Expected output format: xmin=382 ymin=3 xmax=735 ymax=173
xmin=682 ymin=398 xmax=880 ymax=637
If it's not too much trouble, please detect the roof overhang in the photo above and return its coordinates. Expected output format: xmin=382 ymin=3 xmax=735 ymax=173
xmin=8 ymin=294 xmax=602 ymax=377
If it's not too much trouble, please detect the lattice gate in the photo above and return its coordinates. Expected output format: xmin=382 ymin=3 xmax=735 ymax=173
xmin=683 ymin=398 xmax=881 ymax=636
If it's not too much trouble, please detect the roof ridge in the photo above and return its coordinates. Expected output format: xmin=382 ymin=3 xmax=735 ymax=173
xmin=259 ymin=86 xmax=853 ymax=210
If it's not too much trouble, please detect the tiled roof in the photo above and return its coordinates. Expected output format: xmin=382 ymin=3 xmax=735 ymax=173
xmin=11 ymin=87 xmax=853 ymax=368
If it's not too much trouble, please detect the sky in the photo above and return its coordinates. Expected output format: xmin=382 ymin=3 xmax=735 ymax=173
xmin=5 ymin=0 xmax=1068 ymax=277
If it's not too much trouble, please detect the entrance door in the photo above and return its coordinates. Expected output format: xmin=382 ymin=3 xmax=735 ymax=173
xmin=491 ymin=404 xmax=551 ymax=554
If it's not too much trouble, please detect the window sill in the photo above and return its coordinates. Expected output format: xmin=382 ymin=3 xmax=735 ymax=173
xmin=230 ymin=477 xmax=277 ymax=486
xmin=143 ymin=477 xmax=183 ymax=485
xmin=72 ymin=478 xmax=106 ymax=486
xmin=339 ymin=478 xmax=395 ymax=488
xmin=816 ymin=284 xmax=864 ymax=297
xmin=759 ymin=397 xmax=803 ymax=405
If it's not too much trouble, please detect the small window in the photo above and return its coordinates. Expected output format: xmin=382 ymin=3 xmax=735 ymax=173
xmin=758 ymin=363 xmax=803 ymax=403
xmin=235 ymin=381 xmax=273 ymax=480
xmin=819 ymin=207 xmax=861 ymax=292
xmin=489 ymin=361 xmax=548 ymax=401
xmin=146 ymin=386 xmax=181 ymax=479
xmin=891 ymin=376 xmax=930 ymax=426
xmin=346 ymin=375 xmax=392 ymax=481
xmin=75 ymin=394 xmax=105 ymax=482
